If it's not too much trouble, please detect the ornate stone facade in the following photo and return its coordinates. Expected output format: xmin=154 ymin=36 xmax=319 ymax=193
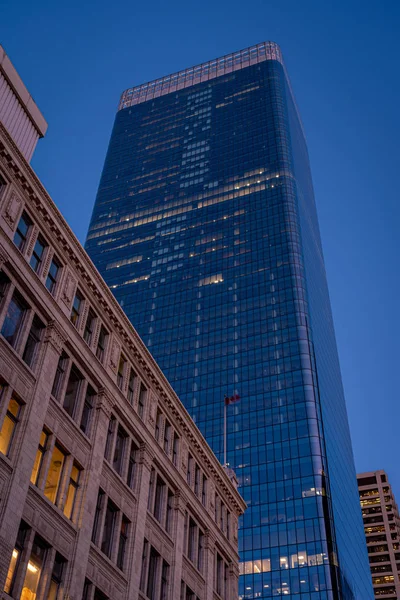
xmin=0 ymin=119 xmax=245 ymax=600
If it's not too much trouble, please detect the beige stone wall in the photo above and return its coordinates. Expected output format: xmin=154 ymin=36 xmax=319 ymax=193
xmin=0 ymin=122 xmax=245 ymax=600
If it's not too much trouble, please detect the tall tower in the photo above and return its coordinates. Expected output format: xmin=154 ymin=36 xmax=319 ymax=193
xmin=85 ymin=42 xmax=373 ymax=599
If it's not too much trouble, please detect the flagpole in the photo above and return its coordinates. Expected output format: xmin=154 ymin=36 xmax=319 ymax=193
xmin=223 ymin=399 xmax=227 ymax=467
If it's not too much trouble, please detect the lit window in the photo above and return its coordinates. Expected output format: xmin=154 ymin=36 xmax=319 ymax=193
xmin=21 ymin=535 xmax=48 ymax=600
xmin=44 ymin=445 xmax=66 ymax=504
xmin=31 ymin=430 xmax=49 ymax=486
xmin=13 ymin=212 xmax=32 ymax=252
xmin=70 ymin=290 xmax=83 ymax=327
xmin=45 ymin=257 xmax=61 ymax=295
xmin=4 ymin=521 xmax=29 ymax=594
xmin=63 ymin=463 xmax=81 ymax=520
xmin=29 ymin=236 xmax=47 ymax=274
xmin=22 ymin=316 xmax=45 ymax=368
xmin=0 ymin=396 xmax=22 ymax=456
xmin=1 ymin=291 xmax=28 ymax=348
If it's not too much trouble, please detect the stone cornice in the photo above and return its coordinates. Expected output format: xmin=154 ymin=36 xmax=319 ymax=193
xmin=0 ymin=122 xmax=246 ymax=517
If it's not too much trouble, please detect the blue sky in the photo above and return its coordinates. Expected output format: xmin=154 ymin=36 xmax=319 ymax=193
xmin=2 ymin=0 xmax=399 ymax=495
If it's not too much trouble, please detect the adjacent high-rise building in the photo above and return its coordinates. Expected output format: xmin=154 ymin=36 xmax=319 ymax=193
xmin=0 ymin=49 xmax=245 ymax=600
xmin=86 ymin=42 xmax=373 ymax=599
xmin=358 ymin=470 xmax=400 ymax=599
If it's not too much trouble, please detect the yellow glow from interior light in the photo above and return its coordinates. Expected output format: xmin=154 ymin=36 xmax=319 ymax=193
xmin=12 ymin=550 xmax=18 ymax=558
xmin=27 ymin=561 xmax=38 ymax=573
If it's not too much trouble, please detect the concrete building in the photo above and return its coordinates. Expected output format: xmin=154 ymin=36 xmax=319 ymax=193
xmin=0 ymin=45 xmax=47 ymax=162
xmin=358 ymin=470 xmax=400 ymax=599
xmin=0 ymin=56 xmax=245 ymax=599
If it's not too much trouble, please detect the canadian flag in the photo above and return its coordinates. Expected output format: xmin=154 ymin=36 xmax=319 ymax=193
xmin=224 ymin=394 xmax=240 ymax=406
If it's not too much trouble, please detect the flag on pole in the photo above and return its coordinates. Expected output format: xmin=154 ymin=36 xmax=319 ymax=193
xmin=224 ymin=394 xmax=240 ymax=406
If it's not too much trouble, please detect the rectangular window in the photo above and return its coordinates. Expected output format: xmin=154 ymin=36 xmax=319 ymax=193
xmin=4 ymin=520 xmax=29 ymax=594
xmin=45 ymin=256 xmax=61 ymax=295
xmin=22 ymin=534 xmax=48 ymax=599
xmin=187 ymin=454 xmax=193 ymax=486
xmin=44 ymin=444 xmax=66 ymax=504
xmin=80 ymin=385 xmax=95 ymax=436
xmin=160 ymin=560 xmax=169 ymax=600
xmin=227 ymin=511 xmax=231 ymax=540
xmin=70 ymin=290 xmax=83 ymax=327
xmin=1 ymin=291 xmax=28 ymax=348
xmin=188 ymin=518 xmax=196 ymax=562
xmin=47 ymin=552 xmax=66 ymax=600
xmin=83 ymin=309 xmax=96 ymax=345
xmin=101 ymin=499 xmax=118 ymax=558
xmin=94 ymin=588 xmax=108 ymax=600
xmin=92 ymin=489 xmax=105 ymax=543
xmin=127 ymin=368 xmax=136 ymax=404
xmin=194 ymin=464 xmax=200 ymax=496
xmin=166 ymin=490 xmax=174 ymax=534
xmin=172 ymin=433 xmax=179 ymax=467
xmin=164 ymin=420 xmax=171 ymax=454
xmin=138 ymin=384 xmax=147 ymax=419
xmin=216 ymin=554 xmax=223 ymax=597
xmin=154 ymin=476 xmax=165 ymax=523
xmin=113 ymin=425 xmax=127 ymax=475
xmin=0 ymin=396 xmax=22 ymax=456
xmin=155 ymin=409 xmax=162 ymax=442
xmin=96 ymin=325 xmax=108 ymax=362
xmin=202 ymin=474 xmax=207 ymax=507
xmin=140 ymin=539 xmax=148 ymax=592
xmin=31 ymin=429 xmax=49 ymax=485
xmin=148 ymin=468 xmax=155 ymax=511
xmin=29 ymin=235 xmax=47 ymax=274
xmin=197 ymin=530 xmax=204 ymax=573
xmin=51 ymin=352 xmax=68 ymax=400
xmin=13 ymin=211 xmax=32 ymax=251
xmin=104 ymin=416 xmax=116 ymax=460
xmin=22 ymin=315 xmax=45 ymax=368
xmin=63 ymin=365 xmax=83 ymax=418
xmin=147 ymin=547 xmax=160 ymax=600
xmin=63 ymin=463 xmax=81 ymax=520
xmin=127 ymin=441 xmax=138 ymax=490
xmin=117 ymin=516 xmax=129 ymax=571
xmin=117 ymin=355 xmax=126 ymax=390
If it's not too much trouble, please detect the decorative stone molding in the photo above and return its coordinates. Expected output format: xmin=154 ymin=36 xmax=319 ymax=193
xmin=3 ymin=190 xmax=22 ymax=229
xmin=61 ymin=269 xmax=76 ymax=309
xmin=108 ymin=337 xmax=121 ymax=373
xmin=26 ymin=225 xmax=38 ymax=258
xmin=44 ymin=321 xmax=66 ymax=354
xmin=139 ymin=442 xmax=154 ymax=470
xmin=0 ymin=242 xmax=10 ymax=269
xmin=174 ymin=489 xmax=188 ymax=515
xmin=148 ymin=391 xmax=157 ymax=427
xmin=96 ymin=388 xmax=114 ymax=418
xmin=204 ymin=528 xmax=217 ymax=550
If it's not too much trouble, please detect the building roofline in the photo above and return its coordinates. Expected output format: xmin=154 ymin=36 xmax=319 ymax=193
xmin=118 ymin=41 xmax=283 ymax=110
xmin=0 ymin=45 xmax=48 ymax=138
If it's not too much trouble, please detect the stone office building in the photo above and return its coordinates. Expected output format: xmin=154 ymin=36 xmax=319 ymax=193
xmin=0 ymin=46 xmax=245 ymax=600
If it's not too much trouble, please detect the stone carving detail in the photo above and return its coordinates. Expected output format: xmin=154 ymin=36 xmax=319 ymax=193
xmin=61 ymin=270 xmax=76 ymax=309
xmin=0 ymin=242 xmax=9 ymax=269
xmin=139 ymin=442 xmax=154 ymax=470
xmin=233 ymin=517 xmax=238 ymax=543
xmin=174 ymin=489 xmax=188 ymax=514
xmin=208 ymin=480 xmax=216 ymax=515
xmin=96 ymin=388 xmax=114 ymax=417
xmin=44 ymin=321 xmax=66 ymax=354
xmin=3 ymin=191 xmax=22 ymax=229
xmin=109 ymin=337 xmax=120 ymax=372
xmin=26 ymin=226 xmax=39 ymax=258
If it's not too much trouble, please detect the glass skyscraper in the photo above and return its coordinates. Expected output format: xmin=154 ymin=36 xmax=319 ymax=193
xmin=85 ymin=42 xmax=373 ymax=599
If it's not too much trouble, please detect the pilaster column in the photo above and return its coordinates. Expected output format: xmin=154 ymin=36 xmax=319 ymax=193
xmin=67 ymin=388 xmax=114 ymax=600
xmin=171 ymin=489 xmax=188 ymax=597
xmin=205 ymin=529 xmax=217 ymax=600
xmin=127 ymin=441 xmax=154 ymax=598
xmin=0 ymin=321 xmax=66 ymax=591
